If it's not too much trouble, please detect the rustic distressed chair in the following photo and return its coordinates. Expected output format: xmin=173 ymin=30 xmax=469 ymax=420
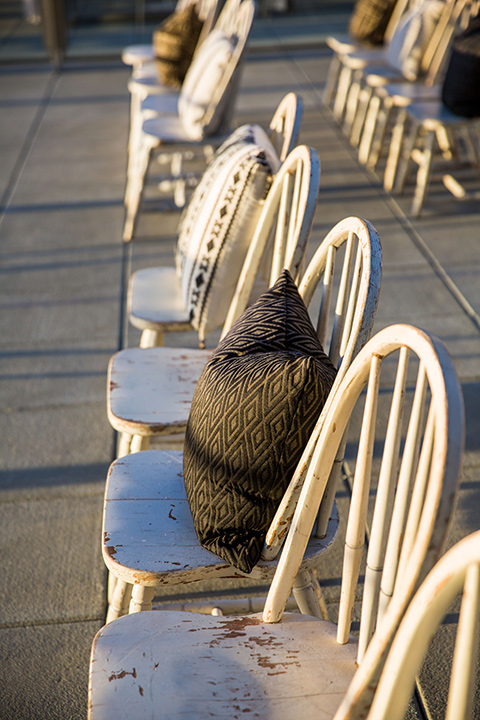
xmin=109 ymin=143 xmax=319 ymax=457
xmin=363 ymin=530 xmax=480 ymax=720
xmin=124 ymin=0 xmax=255 ymax=239
xmin=104 ymin=215 xmax=383 ymax=619
xmin=357 ymin=0 xmax=471 ymax=178
xmin=124 ymin=0 xmax=231 ymax=200
xmin=333 ymin=0 xmax=464 ymax=146
xmin=125 ymin=91 xmax=303 ymax=347
xmin=392 ymin=101 xmax=480 ymax=215
xmin=323 ymin=0 xmax=412 ymax=110
xmin=90 ymin=323 xmax=465 ymax=719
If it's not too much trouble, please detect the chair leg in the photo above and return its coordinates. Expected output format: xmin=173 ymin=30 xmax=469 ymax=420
xmin=394 ymin=117 xmax=418 ymax=195
xmin=123 ymin=139 xmax=153 ymax=242
xmin=292 ymin=569 xmax=324 ymax=619
xmin=350 ymin=85 xmax=372 ymax=148
xmin=107 ymin=579 xmax=132 ymax=623
xmin=139 ymin=328 xmax=164 ymax=347
xmin=369 ymin=100 xmax=392 ymax=171
xmin=129 ymin=584 xmax=155 ymax=613
xmin=333 ymin=65 xmax=353 ymax=122
xmin=358 ymin=92 xmax=381 ymax=165
xmin=130 ymin=434 xmax=150 ymax=453
xmin=324 ymin=54 xmax=342 ymax=108
xmin=411 ymin=129 xmax=435 ymax=217
xmin=342 ymin=75 xmax=362 ymax=136
xmin=117 ymin=433 xmax=133 ymax=458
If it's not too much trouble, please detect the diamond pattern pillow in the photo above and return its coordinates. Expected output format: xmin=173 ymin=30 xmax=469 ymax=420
xmin=183 ymin=270 xmax=338 ymax=574
xmin=153 ymin=5 xmax=203 ymax=88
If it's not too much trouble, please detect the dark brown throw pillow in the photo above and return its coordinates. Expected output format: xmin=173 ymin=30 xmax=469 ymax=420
xmin=349 ymin=0 xmax=397 ymax=46
xmin=153 ymin=5 xmax=203 ymax=88
xmin=183 ymin=270 xmax=338 ymax=574
xmin=442 ymin=12 xmax=480 ymax=118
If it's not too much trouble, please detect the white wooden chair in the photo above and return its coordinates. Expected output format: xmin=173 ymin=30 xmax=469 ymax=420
xmin=89 ymin=323 xmax=465 ymax=719
xmin=139 ymin=89 xmax=303 ymax=230
xmin=125 ymin=91 xmax=303 ymax=348
xmin=124 ymin=0 xmax=255 ymax=239
xmin=104 ymin=215 xmax=383 ymax=619
xmin=364 ymin=530 xmax=480 ymax=720
xmin=109 ymin=144 xmax=319 ymax=457
xmin=357 ymin=0 xmax=471 ymax=179
xmin=124 ymin=0 xmax=231 ymax=199
xmin=333 ymin=0 xmax=465 ymax=146
xmin=392 ymin=101 xmax=480 ymax=216
xmin=323 ymin=0 xmax=412 ymax=110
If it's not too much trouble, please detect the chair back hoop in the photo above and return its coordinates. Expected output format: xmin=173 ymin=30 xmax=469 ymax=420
xmin=383 ymin=0 xmax=414 ymax=43
xmin=268 ymin=92 xmax=304 ymax=162
xmin=263 ymin=325 xmax=464 ymax=668
xmin=262 ymin=216 xmax=382 ymax=561
xmin=366 ymin=530 xmax=480 ymax=720
xmin=220 ymin=144 xmax=320 ymax=338
xmin=422 ymin=0 xmax=470 ymax=85
xmin=215 ymin=0 xmax=243 ymax=33
xmin=196 ymin=0 xmax=223 ymax=45
xmin=202 ymin=0 xmax=256 ymax=130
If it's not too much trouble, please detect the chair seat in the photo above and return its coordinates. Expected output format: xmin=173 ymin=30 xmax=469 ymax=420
xmin=89 ymin=610 xmax=358 ymax=720
xmin=142 ymin=114 xmax=199 ymax=143
xmin=407 ymin=100 xmax=480 ymax=128
xmin=326 ymin=34 xmax=359 ymax=55
xmin=90 ymin=610 xmax=358 ymax=719
xmin=102 ymin=450 xmax=339 ymax=585
xmin=122 ymin=44 xmax=154 ymax=67
xmin=364 ymin=65 xmax=405 ymax=87
xmin=107 ymin=348 xmax=211 ymax=436
xmin=342 ymin=49 xmax=388 ymax=71
xmin=128 ymin=266 xmax=190 ymax=330
xmin=382 ymin=82 xmax=441 ymax=105
xmin=140 ymin=92 xmax=181 ymax=116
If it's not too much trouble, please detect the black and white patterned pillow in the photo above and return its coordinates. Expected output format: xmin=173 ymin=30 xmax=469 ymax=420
xmin=175 ymin=140 xmax=279 ymax=344
xmin=183 ymin=270 xmax=338 ymax=574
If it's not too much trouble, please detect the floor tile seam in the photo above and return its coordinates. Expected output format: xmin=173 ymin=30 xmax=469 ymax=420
xmin=0 ymin=614 xmax=105 ymax=631
xmin=0 ymin=400 xmax=109 ymax=413
xmin=0 ymin=490 xmax=106 ymax=505
xmin=0 ymin=70 xmax=60 ymax=235
xmin=287 ymin=52 xmax=480 ymax=336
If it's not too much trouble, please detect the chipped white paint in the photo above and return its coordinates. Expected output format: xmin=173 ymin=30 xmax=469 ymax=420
xmin=89 ymin=611 xmax=358 ymax=720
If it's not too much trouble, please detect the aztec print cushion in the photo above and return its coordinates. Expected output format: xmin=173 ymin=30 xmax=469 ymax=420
xmin=178 ymin=29 xmax=235 ymax=140
xmin=175 ymin=139 xmax=278 ymax=344
xmin=349 ymin=0 xmax=398 ymax=46
xmin=153 ymin=4 xmax=203 ymax=88
xmin=215 ymin=123 xmax=281 ymax=170
xmin=183 ymin=270 xmax=337 ymax=574
xmin=385 ymin=0 xmax=445 ymax=81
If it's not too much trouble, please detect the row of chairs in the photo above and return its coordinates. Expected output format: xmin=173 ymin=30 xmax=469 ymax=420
xmin=122 ymin=0 xmax=256 ymax=239
xmin=325 ymin=0 xmax=480 ymax=216
xmin=87 ymin=8 xmax=474 ymax=718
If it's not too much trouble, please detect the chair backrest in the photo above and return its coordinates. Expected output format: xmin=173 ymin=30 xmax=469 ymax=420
xmin=221 ymin=144 xmax=321 ymax=336
xmin=202 ymin=0 xmax=256 ymax=133
xmin=263 ymin=324 xmax=465 ymax=701
xmin=262 ymin=216 xmax=382 ymax=559
xmin=176 ymin=0 xmax=255 ymax=140
xmin=422 ymin=0 xmax=471 ymax=84
xmin=268 ymin=92 xmax=303 ymax=163
xmin=367 ymin=530 xmax=480 ymax=720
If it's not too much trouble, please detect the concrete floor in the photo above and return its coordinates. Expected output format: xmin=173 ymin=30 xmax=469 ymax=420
xmin=0 ymin=2 xmax=479 ymax=718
